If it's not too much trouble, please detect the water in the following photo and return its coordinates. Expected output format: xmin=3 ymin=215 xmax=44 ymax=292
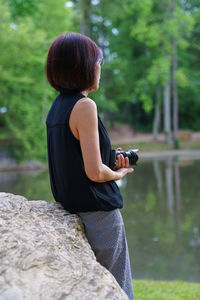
xmin=1 ymin=156 xmax=200 ymax=282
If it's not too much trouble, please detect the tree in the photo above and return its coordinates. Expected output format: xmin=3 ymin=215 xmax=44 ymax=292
xmin=79 ymin=0 xmax=92 ymax=36
xmin=96 ymin=0 xmax=196 ymax=138
xmin=0 ymin=0 xmax=74 ymax=160
xmin=172 ymin=0 xmax=179 ymax=148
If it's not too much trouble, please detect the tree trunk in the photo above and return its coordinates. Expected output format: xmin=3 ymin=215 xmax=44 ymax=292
xmin=172 ymin=0 xmax=179 ymax=148
xmin=153 ymin=84 xmax=161 ymax=141
xmin=163 ymin=61 xmax=171 ymax=144
xmin=79 ymin=0 xmax=91 ymax=36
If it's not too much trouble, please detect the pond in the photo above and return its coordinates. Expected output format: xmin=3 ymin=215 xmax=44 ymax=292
xmin=0 ymin=155 xmax=200 ymax=283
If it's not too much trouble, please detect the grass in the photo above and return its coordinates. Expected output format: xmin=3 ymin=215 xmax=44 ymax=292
xmin=112 ymin=141 xmax=172 ymax=152
xmin=133 ymin=279 xmax=200 ymax=300
xmin=181 ymin=140 xmax=200 ymax=150
xmin=112 ymin=140 xmax=200 ymax=152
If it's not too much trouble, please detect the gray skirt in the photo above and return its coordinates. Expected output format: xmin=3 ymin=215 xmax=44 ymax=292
xmin=77 ymin=209 xmax=134 ymax=300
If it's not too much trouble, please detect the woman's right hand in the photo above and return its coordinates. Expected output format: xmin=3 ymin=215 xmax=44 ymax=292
xmin=114 ymin=152 xmax=129 ymax=170
xmin=114 ymin=154 xmax=134 ymax=179
xmin=115 ymin=166 xmax=134 ymax=179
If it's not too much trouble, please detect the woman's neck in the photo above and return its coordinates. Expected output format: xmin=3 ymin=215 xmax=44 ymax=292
xmin=81 ymin=90 xmax=89 ymax=96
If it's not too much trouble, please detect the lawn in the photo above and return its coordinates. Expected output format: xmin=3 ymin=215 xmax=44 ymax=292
xmin=112 ymin=140 xmax=200 ymax=152
xmin=133 ymin=279 xmax=200 ymax=300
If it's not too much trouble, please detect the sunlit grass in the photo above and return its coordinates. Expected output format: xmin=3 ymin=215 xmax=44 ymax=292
xmin=112 ymin=141 xmax=200 ymax=152
xmin=133 ymin=279 xmax=200 ymax=300
xmin=181 ymin=141 xmax=200 ymax=150
xmin=112 ymin=141 xmax=172 ymax=152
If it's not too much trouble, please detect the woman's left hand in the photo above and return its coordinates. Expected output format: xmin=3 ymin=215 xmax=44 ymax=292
xmin=114 ymin=148 xmax=129 ymax=170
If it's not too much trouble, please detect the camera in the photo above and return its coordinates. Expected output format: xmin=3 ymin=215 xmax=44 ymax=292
xmin=110 ymin=149 xmax=139 ymax=170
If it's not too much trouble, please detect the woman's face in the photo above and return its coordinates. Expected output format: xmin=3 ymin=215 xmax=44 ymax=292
xmin=95 ymin=62 xmax=101 ymax=89
xmin=89 ymin=62 xmax=101 ymax=93
xmin=82 ymin=62 xmax=101 ymax=95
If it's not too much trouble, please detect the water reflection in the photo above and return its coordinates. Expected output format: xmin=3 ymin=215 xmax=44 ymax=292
xmin=0 ymin=156 xmax=200 ymax=282
xmin=0 ymin=169 xmax=54 ymax=202
xmin=119 ymin=156 xmax=200 ymax=282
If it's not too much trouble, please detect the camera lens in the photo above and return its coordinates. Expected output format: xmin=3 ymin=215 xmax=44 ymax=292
xmin=116 ymin=150 xmax=139 ymax=166
xmin=110 ymin=149 xmax=139 ymax=169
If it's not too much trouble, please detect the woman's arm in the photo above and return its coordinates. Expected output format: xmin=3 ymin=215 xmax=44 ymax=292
xmin=69 ymin=97 xmax=133 ymax=183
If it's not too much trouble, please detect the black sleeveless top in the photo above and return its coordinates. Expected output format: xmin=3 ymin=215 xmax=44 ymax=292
xmin=46 ymin=89 xmax=123 ymax=213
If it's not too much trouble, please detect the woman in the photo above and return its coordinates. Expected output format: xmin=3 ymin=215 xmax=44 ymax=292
xmin=45 ymin=32 xmax=134 ymax=300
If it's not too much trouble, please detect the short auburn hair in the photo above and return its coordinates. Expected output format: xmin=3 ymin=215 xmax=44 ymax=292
xmin=45 ymin=32 xmax=103 ymax=92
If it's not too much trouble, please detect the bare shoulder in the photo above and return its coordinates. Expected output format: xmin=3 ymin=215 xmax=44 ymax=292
xmin=70 ymin=97 xmax=98 ymax=129
xmin=73 ymin=97 xmax=97 ymax=117
xmin=76 ymin=96 xmax=96 ymax=110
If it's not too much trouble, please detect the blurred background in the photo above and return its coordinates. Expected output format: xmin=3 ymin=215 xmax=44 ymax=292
xmin=0 ymin=0 xmax=200 ymax=286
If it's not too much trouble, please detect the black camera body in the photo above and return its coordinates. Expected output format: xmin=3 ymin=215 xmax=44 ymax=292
xmin=110 ymin=149 xmax=139 ymax=170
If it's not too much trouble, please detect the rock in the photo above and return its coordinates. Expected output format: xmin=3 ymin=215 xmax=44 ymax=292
xmin=0 ymin=193 xmax=128 ymax=300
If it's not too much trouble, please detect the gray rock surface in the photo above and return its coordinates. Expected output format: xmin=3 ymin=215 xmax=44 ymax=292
xmin=0 ymin=193 xmax=128 ymax=300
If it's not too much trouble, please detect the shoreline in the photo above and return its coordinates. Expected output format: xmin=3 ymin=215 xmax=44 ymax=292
xmin=140 ymin=149 xmax=200 ymax=161
xmin=0 ymin=160 xmax=46 ymax=172
xmin=0 ymin=149 xmax=200 ymax=172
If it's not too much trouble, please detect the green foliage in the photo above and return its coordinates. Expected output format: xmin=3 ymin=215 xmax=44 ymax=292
xmin=7 ymin=0 xmax=40 ymax=18
xmin=174 ymin=137 xmax=180 ymax=149
xmin=1 ymin=0 xmax=200 ymax=161
xmin=0 ymin=0 xmax=74 ymax=161
xmin=92 ymin=0 xmax=200 ymax=130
